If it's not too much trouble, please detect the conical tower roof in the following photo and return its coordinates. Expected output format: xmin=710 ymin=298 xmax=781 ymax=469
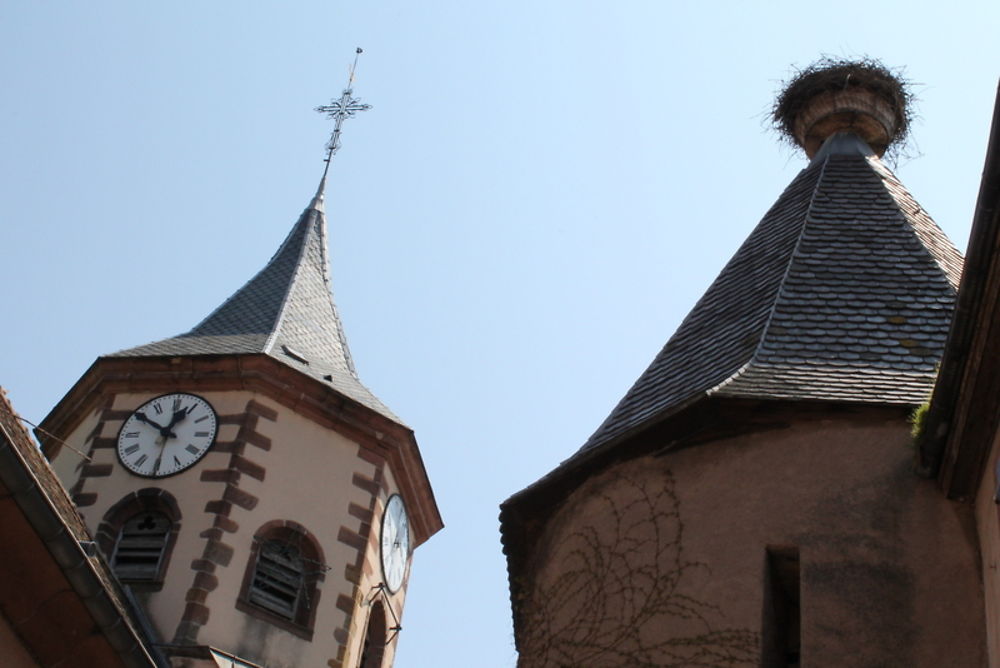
xmin=576 ymin=134 xmax=961 ymax=457
xmin=571 ymin=59 xmax=964 ymax=462
xmin=110 ymin=181 xmax=399 ymax=423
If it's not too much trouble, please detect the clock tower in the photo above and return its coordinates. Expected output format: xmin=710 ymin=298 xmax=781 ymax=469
xmin=37 ymin=61 xmax=442 ymax=668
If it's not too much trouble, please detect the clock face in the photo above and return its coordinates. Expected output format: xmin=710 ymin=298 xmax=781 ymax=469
xmin=379 ymin=494 xmax=410 ymax=593
xmin=116 ymin=393 xmax=218 ymax=478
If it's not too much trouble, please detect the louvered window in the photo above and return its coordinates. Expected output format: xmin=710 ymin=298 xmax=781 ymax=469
xmin=249 ymin=540 xmax=304 ymax=619
xmin=112 ymin=512 xmax=171 ymax=580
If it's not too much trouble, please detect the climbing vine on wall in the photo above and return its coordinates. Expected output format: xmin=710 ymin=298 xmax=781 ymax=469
xmin=518 ymin=472 xmax=758 ymax=667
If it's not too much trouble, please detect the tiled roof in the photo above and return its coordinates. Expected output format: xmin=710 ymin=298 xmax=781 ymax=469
xmin=111 ymin=182 xmax=399 ymax=423
xmin=577 ymin=133 xmax=962 ymax=457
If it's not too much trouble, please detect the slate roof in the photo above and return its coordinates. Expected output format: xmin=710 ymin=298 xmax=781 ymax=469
xmin=111 ymin=179 xmax=399 ymax=423
xmin=577 ymin=133 xmax=962 ymax=458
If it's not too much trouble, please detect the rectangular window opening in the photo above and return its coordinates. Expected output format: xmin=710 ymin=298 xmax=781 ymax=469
xmin=761 ymin=545 xmax=800 ymax=668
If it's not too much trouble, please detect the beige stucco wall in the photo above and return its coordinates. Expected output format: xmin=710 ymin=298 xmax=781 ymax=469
xmin=49 ymin=405 xmax=103 ymax=485
xmin=55 ymin=389 xmax=411 ymax=668
xmin=975 ymin=428 xmax=1000 ymax=668
xmin=518 ymin=413 xmax=985 ymax=667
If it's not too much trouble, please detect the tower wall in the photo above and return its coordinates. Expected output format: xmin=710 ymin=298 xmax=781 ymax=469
xmin=515 ymin=409 xmax=985 ymax=666
xmin=50 ymin=388 xmax=410 ymax=668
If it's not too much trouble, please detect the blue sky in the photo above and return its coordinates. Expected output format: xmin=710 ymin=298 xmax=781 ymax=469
xmin=2 ymin=2 xmax=998 ymax=666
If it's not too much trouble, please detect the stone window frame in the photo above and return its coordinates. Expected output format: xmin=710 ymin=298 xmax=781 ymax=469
xmin=97 ymin=488 xmax=182 ymax=591
xmin=236 ymin=520 xmax=325 ymax=641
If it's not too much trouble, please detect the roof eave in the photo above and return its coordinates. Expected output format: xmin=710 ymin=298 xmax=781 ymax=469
xmin=0 ymin=390 xmax=161 ymax=667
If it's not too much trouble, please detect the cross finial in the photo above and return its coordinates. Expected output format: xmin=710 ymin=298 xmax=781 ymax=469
xmin=315 ymin=48 xmax=372 ymax=176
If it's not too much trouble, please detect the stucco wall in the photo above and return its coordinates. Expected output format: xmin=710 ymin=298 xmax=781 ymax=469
xmin=518 ymin=412 xmax=985 ymax=667
xmin=974 ymin=429 xmax=1000 ymax=668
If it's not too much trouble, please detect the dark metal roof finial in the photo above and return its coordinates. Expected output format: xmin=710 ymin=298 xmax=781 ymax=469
xmin=315 ymin=47 xmax=372 ymax=180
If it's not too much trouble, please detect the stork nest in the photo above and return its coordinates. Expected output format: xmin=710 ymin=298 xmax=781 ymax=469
xmin=772 ymin=57 xmax=914 ymax=157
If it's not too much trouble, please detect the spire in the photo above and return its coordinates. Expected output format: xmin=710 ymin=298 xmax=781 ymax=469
xmin=110 ymin=51 xmax=397 ymax=423
xmin=573 ymin=60 xmax=962 ymax=457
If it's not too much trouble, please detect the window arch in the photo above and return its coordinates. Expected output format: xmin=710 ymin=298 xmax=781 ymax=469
xmin=97 ymin=489 xmax=181 ymax=589
xmin=237 ymin=520 xmax=325 ymax=639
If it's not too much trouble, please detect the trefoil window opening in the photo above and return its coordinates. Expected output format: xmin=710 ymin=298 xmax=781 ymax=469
xmin=112 ymin=512 xmax=171 ymax=580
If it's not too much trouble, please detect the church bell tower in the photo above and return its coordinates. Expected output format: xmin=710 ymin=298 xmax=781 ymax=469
xmin=38 ymin=53 xmax=442 ymax=668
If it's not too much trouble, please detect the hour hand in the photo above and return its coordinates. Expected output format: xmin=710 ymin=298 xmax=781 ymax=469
xmin=135 ymin=411 xmax=167 ymax=431
xmin=166 ymin=408 xmax=188 ymax=431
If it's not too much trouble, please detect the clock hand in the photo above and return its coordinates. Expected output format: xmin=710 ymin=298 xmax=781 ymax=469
xmin=135 ymin=411 xmax=168 ymax=432
xmin=163 ymin=408 xmax=188 ymax=437
xmin=152 ymin=433 xmax=168 ymax=474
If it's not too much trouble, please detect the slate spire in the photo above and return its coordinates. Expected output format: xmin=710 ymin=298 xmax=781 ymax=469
xmin=576 ymin=61 xmax=963 ymax=457
xmin=110 ymin=53 xmax=396 ymax=420
xmin=110 ymin=176 xmax=398 ymax=422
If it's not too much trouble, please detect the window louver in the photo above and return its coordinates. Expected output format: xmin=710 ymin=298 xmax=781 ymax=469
xmin=112 ymin=512 xmax=170 ymax=580
xmin=250 ymin=540 xmax=304 ymax=619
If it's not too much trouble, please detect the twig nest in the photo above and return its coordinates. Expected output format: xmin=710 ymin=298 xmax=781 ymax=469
xmin=773 ymin=58 xmax=912 ymax=159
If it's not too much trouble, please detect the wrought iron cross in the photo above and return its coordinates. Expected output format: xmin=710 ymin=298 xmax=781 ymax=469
xmin=315 ymin=48 xmax=372 ymax=165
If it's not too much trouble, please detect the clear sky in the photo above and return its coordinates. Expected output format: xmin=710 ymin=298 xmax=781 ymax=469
xmin=1 ymin=2 xmax=998 ymax=666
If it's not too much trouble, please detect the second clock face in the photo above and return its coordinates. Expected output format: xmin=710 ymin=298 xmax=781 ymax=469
xmin=380 ymin=494 xmax=410 ymax=593
xmin=116 ymin=393 xmax=218 ymax=478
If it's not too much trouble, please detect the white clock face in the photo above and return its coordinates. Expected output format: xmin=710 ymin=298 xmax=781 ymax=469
xmin=116 ymin=393 xmax=218 ymax=478
xmin=380 ymin=494 xmax=410 ymax=593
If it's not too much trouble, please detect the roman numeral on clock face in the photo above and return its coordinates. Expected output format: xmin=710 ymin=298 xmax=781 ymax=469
xmin=123 ymin=444 xmax=140 ymax=455
xmin=134 ymin=454 xmax=148 ymax=467
xmin=185 ymin=444 xmax=200 ymax=455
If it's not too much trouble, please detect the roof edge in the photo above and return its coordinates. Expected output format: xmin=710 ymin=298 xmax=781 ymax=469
xmin=919 ymin=79 xmax=1000 ymax=487
xmin=0 ymin=390 xmax=162 ymax=667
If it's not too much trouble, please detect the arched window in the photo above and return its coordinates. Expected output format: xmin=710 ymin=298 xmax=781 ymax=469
xmin=97 ymin=489 xmax=181 ymax=589
xmin=359 ymin=601 xmax=387 ymax=668
xmin=237 ymin=521 xmax=325 ymax=639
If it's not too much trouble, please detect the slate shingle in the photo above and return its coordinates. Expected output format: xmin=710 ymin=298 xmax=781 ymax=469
xmin=110 ymin=188 xmax=400 ymax=423
xmin=577 ymin=133 xmax=962 ymax=457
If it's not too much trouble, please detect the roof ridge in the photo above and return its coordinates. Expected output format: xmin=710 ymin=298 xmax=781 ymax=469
xmin=867 ymin=156 xmax=964 ymax=290
xmin=710 ymin=155 xmax=834 ymax=396
xmin=262 ymin=208 xmax=316 ymax=356
xmin=319 ymin=209 xmax=358 ymax=377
